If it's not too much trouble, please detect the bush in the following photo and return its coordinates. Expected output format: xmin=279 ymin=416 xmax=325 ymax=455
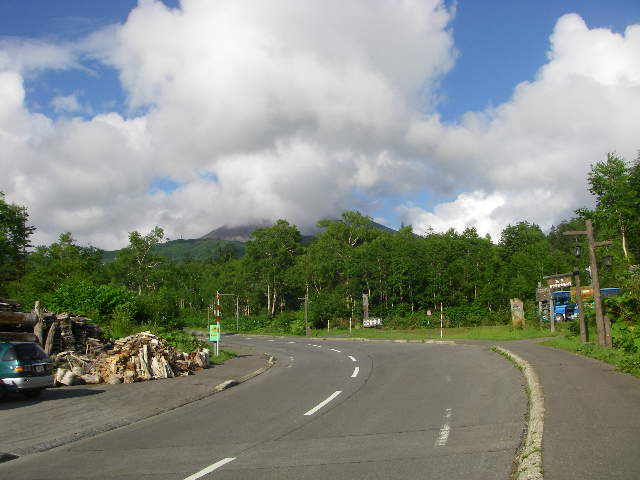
xmin=384 ymin=312 xmax=427 ymax=329
xmin=308 ymin=291 xmax=350 ymax=328
xmin=43 ymin=279 xmax=136 ymax=322
xmin=135 ymin=289 xmax=181 ymax=329
xmin=442 ymin=305 xmax=509 ymax=328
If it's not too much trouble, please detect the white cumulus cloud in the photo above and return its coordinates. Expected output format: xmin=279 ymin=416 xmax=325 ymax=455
xmin=1 ymin=4 xmax=640 ymax=250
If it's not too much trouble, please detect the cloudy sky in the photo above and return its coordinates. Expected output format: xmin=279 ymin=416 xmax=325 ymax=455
xmin=1 ymin=0 xmax=639 ymax=249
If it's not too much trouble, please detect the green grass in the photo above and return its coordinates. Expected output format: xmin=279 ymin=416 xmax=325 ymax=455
xmin=223 ymin=325 xmax=557 ymax=341
xmin=210 ymin=349 xmax=236 ymax=365
xmin=314 ymin=325 xmax=556 ymax=341
xmin=541 ymin=336 xmax=640 ymax=377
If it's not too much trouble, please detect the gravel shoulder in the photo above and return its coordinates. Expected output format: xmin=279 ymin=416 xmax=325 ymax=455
xmin=0 ymin=347 xmax=269 ymax=458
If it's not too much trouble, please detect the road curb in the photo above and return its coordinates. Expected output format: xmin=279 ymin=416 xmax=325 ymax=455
xmin=213 ymin=355 xmax=276 ymax=392
xmin=492 ymin=345 xmax=544 ymax=480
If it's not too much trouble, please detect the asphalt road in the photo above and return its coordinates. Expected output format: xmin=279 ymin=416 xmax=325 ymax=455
xmin=0 ymin=336 xmax=525 ymax=480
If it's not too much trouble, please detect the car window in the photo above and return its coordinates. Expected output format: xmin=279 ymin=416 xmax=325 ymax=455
xmin=1 ymin=346 xmax=17 ymax=362
xmin=14 ymin=344 xmax=48 ymax=362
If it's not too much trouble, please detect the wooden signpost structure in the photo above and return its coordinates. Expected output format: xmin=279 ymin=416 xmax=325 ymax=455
xmin=563 ymin=220 xmax=613 ymax=347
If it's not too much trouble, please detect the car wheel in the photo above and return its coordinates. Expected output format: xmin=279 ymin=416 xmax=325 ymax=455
xmin=22 ymin=388 xmax=43 ymax=399
xmin=555 ymin=313 xmax=564 ymax=322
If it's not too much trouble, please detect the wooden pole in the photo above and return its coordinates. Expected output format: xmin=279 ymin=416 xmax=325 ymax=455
xmin=549 ymin=292 xmax=555 ymax=332
xmin=586 ymin=220 xmax=606 ymax=346
xmin=236 ymin=295 xmax=240 ymax=332
xmin=604 ymin=315 xmax=613 ymax=348
xmin=304 ymin=284 xmax=310 ymax=336
xmin=574 ymin=270 xmax=587 ymax=343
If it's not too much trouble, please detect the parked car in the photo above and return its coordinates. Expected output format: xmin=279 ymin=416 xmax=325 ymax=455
xmin=0 ymin=342 xmax=54 ymax=399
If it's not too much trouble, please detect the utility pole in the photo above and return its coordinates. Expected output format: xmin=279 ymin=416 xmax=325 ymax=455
xmin=564 ymin=219 xmax=613 ymax=347
xmin=236 ymin=295 xmax=239 ymax=332
xmin=305 ymin=285 xmax=310 ymax=336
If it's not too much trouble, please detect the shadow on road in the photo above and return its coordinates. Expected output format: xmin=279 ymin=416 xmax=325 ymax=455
xmin=0 ymin=387 xmax=104 ymax=410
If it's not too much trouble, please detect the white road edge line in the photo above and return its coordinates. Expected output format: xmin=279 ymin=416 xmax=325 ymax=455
xmin=330 ymin=348 xmax=341 ymax=353
xmin=348 ymin=355 xmax=357 ymax=362
xmin=435 ymin=408 xmax=452 ymax=447
xmin=304 ymin=391 xmax=342 ymax=416
xmin=183 ymin=457 xmax=236 ymax=480
xmin=351 ymin=366 xmax=359 ymax=378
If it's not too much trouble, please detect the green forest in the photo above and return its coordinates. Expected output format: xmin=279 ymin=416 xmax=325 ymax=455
xmin=2 ymin=153 xmax=640 ymax=351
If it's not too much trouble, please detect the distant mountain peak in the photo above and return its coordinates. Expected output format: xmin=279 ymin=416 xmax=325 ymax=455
xmin=200 ymin=222 xmax=272 ymax=242
xmin=201 ymin=218 xmax=395 ymax=242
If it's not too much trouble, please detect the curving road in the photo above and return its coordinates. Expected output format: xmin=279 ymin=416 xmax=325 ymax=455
xmin=1 ymin=336 xmax=525 ymax=479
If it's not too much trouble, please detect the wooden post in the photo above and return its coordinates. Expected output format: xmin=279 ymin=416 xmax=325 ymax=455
xmin=585 ymin=220 xmax=606 ymax=346
xmin=564 ymin=221 xmax=612 ymax=347
xmin=604 ymin=315 xmax=613 ymax=348
xmin=574 ymin=271 xmax=587 ymax=343
xmin=549 ymin=292 xmax=555 ymax=332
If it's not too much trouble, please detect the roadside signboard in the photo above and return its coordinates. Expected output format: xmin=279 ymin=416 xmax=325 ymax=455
xmin=209 ymin=322 xmax=221 ymax=355
xmin=363 ymin=318 xmax=382 ymax=328
xmin=571 ymin=286 xmax=594 ymax=303
xmin=547 ymin=276 xmax=572 ymax=290
xmin=209 ymin=322 xmax=221 ymax=342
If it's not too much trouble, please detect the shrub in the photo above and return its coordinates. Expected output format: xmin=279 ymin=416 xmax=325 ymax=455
xmin=43 ymin=279 xmax=136 ymax=322
xmin=308 ymin=291 xmax=350 ymax=328
xmin=135 ymin=289 xmax=181 ymax=329
xmin=107 ymin=302 xmax=137 ymax=338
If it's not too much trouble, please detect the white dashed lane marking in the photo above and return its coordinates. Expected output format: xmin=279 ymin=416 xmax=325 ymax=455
xmin=329 ymin=348 xmax=341 ymax=353
xmin=351 ymin=366 xmax=359 ymax=378
xmin=348 ymin=355 xmax=357 ymax=362
xmin=435 ymin=408 xmax=453 ymax=447
xmin=304 ymin=391 xmax=342 ymax=416
xmin=183 ymin=458 xmax=236 ymax=480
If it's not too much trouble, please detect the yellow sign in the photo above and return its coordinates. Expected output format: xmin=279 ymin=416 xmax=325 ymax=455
xmin=571 ymin=287 xmax=594 ymax=303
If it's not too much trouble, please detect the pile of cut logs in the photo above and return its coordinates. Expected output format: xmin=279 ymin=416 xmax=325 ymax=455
xmin=54 ymin=331 xmax=210 ymax=385
xmin=0 ymin=298 xmax=210 ymax=386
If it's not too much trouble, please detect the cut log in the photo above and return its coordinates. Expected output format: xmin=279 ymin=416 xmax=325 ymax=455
xmin=0 ymin=311 xmax=38 ymax=330
xmin=44 ymin=321 xmax=58 ymax=355
xmin=80 ymin=373 xmax=101 ymax=384
xmin=106 ymin=374 xmax=123 ymax=384
xmin=60 ymin=370 xmax=76 ymax=386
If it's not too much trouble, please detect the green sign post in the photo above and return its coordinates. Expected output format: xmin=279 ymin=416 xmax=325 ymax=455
xmin=209 ymin=322 xmax=220 ymax=355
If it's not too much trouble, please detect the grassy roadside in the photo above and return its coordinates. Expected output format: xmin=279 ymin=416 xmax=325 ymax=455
xmin=541 ymin=336 xmax=640 ymax=377
xmin=223 ymin=325 xmax=557 ymax=341
xmin=210 ymin=349 xmax=236 ymax=365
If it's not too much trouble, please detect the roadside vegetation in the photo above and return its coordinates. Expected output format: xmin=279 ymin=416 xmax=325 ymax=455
xmin=542 ymin=267 xmax=640 ymax=376
xmin=1 ymin=153 xmax=640 ymax=348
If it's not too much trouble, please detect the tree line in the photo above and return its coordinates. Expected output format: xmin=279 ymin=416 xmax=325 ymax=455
xmin=1 ymin=152 xmax=639 ymax=334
